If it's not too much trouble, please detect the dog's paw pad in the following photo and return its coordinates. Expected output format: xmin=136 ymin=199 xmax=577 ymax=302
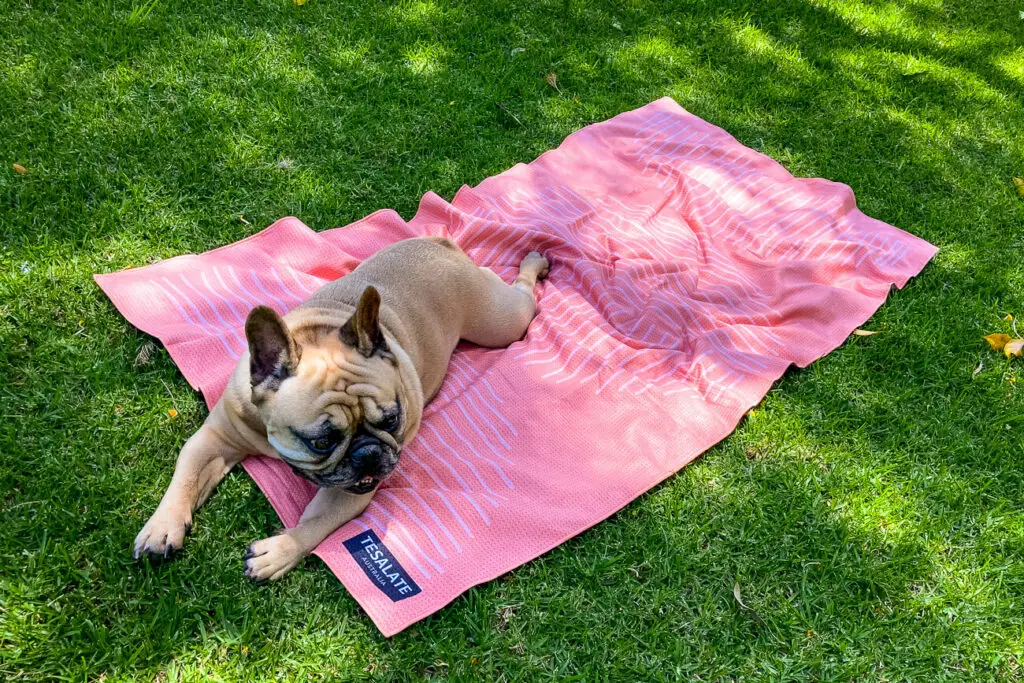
xmin=243 ymin=534 xmax=303 ymax=582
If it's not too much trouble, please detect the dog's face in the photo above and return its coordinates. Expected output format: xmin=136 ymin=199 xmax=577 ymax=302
xmin=244 ymin=287 xmax=410 ymax=493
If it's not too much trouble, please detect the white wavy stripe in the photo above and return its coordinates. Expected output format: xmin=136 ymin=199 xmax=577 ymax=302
xmin=437 ymin=410 xmax=516 ymax=482
xmin=420 ymin=422 xmax=507 ymax=501
xmin=349 ymin=516 xmax=431 ymax=580
xmin=366 ymin=504 xmax=443 ymax=575
xmin=158 ymin=277 xmax=240 ymax=358
xmin=376 ymin=490 xmax=452 ymax=558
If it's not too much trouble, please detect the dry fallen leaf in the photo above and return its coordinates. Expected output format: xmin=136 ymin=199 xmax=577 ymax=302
xmin=973 ymin=360 xmax=984 ymax=377
xmin=853 ymin=329 xmax=880 ymax=336
xmin=167 ymin=408 xmax=178 ymax=418
xmin=545 ymin=72 xmax=560 ymax=91
xmin=12 ymin=163 xmax=27 ymax=174
xmin=134 ymin=340 xmax=157 ymax=368
xmin=293 ymin=0 xmax=308 ymax=5
xmin=1005 ymin=314 xmax=1015 ymax=321
xmin=733 ymin=583 xmax=748 ymax=609
xmin=1005 ymin=339 xmax=1024 ymax=358
xmin=984 ymin=333 xmax=1012 ymax=351
xmin=1014 ymin=177 xmax=1024 ymax=197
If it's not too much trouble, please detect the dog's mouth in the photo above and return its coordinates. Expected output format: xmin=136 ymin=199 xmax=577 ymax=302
xmin=299 ymin=470 xmax=383 ymax=492
xmin=345 ymin=476 xmax=379 ymax=494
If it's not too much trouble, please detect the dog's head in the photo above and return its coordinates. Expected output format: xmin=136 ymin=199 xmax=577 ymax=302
xmin=244 ymin=287 xmax=416 ymax=493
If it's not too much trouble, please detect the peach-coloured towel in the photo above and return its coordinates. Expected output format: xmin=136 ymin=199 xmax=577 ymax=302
xmin=96 ymin=98 xmax=936 ymax=635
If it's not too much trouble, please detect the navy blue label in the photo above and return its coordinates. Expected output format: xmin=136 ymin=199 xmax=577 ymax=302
xmin=343 ymin=529 xmax=422 ymax=601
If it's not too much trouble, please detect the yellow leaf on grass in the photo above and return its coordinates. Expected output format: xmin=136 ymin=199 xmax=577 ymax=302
xmin=545 ymin=72 xmax=559 ymax=90
xmin=853 ymin=329 xmax=879 ymax=336
xmin=1015 ymin=177 xmax=1024 ymax=197
xmin=167 ymin=408 xmax=178 ymax=418
xmin=1005 ymin=339 xmax=1024 ymax=358
xmin=293 ymin=0 xmax=308 ymax=5
xmin=1004 ymin=314 xmax=1014 ymax=321
xmin=985 ymin=333 xmax=1012 ymax=351
xmin=12 ymin=163 xmax=26 ymax=174
xmin=733 ymin=583 xmax=748 ymax=609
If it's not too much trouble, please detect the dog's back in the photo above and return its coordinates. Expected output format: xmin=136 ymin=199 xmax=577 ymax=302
xmin=296 ymin=237 xmax=485 ymax=397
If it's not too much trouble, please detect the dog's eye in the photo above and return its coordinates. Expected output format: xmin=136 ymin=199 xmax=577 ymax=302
xmin=304 ymin=432 xmax=340 ymax=455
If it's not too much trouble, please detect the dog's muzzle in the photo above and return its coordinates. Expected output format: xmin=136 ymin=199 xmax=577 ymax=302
xmin=348 ymin=433 xmax=384 ymax=474
xmin=303 ymin=433 xmax=397 ymax=492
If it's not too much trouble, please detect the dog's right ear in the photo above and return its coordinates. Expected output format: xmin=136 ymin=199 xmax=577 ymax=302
xmin=245 ymin=306 xmax=300 ymax=389
xmin=339 ymin=286 xmax=389 ymax=358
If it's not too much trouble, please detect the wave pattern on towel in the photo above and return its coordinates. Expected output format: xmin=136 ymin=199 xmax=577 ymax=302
xmin=96 ymin=97 xmax=936 ymax=636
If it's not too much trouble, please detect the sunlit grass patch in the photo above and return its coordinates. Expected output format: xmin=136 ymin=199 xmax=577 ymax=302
xmin=726 ymin=18 xmax=814 ymax=78
xmin=808 ymin=0 xmax=997 ymax=52
xmin=404 ymin=41 xmax=449 ymax=76
xmin=993 ymin=48 xmax=1024 ymax=87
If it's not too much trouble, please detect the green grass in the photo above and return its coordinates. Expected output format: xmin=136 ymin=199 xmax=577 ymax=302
xmin=2 ymin=0 xmax=1023 ymax=679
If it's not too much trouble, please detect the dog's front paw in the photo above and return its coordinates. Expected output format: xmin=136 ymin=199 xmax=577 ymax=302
xmin=243 ymin=534 xmax=304 ymax=582
xmin=134 ymin=509 xmax=192 ymax=561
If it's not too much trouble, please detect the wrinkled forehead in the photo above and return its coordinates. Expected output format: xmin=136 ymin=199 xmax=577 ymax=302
xmin=267 ymin=344 xmax=398 ymax=427
xmin=269 ymin=375 xmax=355 ymax=428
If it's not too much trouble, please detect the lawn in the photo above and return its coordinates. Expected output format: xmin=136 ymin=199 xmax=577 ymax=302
xmin=2 ymin=0 xmax=1023 ymax=679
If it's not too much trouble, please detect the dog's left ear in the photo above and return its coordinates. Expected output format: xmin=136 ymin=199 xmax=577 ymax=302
xmin=340 ymin=286 xmax=389 ymax=357
xmin=245 ymin=306 xmax=300 ymax=389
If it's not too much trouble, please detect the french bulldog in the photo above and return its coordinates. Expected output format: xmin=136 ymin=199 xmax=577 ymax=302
xmin=133 ymin=237 xmax=549 ymax=581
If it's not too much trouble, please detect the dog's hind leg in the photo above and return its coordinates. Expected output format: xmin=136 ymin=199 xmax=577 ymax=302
xmin=133 ymin=401 xmax=248 ymax=561
xmin=460 ymin=252 xmax=549 ymax=347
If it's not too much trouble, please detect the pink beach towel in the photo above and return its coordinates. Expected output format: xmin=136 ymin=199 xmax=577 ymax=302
xmin=96 ymin=97 xmax=936 ymax=636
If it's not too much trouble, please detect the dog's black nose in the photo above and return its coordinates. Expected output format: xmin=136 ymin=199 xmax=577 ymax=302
xmin=348 ymin=435 xmax=382 ymax=473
